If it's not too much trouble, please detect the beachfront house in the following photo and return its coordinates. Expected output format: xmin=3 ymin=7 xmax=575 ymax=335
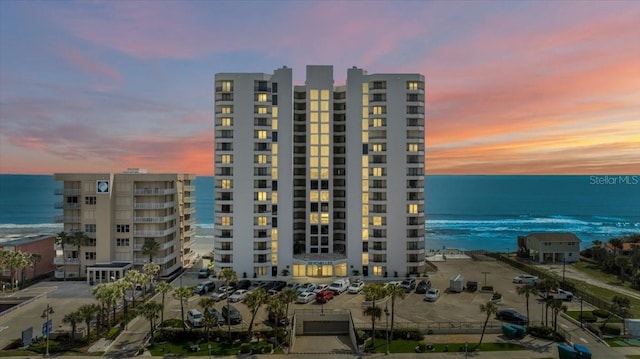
xmin=518 ymin=232 xmax=581 ymax=264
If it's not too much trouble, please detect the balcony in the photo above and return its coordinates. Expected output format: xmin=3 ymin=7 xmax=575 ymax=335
xmin=183 ymin=207 xmax=196 ymax=214
xmin=54 ymin=216 xmax=80 ymax=223
xmin=133 ymin=228 xmax=177 ymax=237
xmin=133 ymin=201 xmax=176 ymax=209
xmin=54 ymin=188 xmax=81 ymax=195
xmin=54 ymin=202 xmax=81 ymax=209
xmin=182 ymin=228 xmax=196 ymax=237
xmin=54 ymin=257 xmax=79 ymax=265
xmin=183 ymin=196 xmax=196 ymax=203
xmin=135 ymin=251 xmax=177 ymax=265
xmin=133 ymin=188 xmax=177 ymax=195
xmin=133 ymin=214 xmax=177 ymax=223
xmin=183 ymin=185 xmax=195 ymax=191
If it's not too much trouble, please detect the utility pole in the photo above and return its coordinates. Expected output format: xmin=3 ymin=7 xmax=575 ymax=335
xmin=384 ymin=304 xmax=390 ymax=355
xmin=482 ymin=272 xmax=489 ymax=287
xmin=41 ymin=304 xmax=54 ymax=357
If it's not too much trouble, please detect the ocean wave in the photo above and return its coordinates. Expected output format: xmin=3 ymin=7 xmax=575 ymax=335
xmin=0 ymin=223 xmax=62 ymax=229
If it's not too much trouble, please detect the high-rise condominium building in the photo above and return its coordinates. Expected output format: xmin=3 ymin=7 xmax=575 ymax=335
xmin=53 ymin=169 xmax=196 ymax=283
xmin=214 ymin=65 xmax=425 ymax=279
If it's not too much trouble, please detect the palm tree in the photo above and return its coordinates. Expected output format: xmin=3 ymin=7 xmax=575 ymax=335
xmin=172 ymin=286 xmax=192 ymax=332
xmin=244 ymin=288 xmax=268 ymax=337
xmin=71 ymin=231 xmax=90 ymax=278
xmin=142 ymin=238 xmax=161 ymax=263
xmin=62 ymin=310 xmax=83 ymax=343
xmin=609 ymin=237 xmax=624 ymax=255
xmin=266 ymin=296 xmax=286 ymax=349
xmin=516 ymin=284 xmax=538 ymax=327
xmin=198 ymin=296 xmax=218 ymax=342
xmin=143 ymin=262 xmax=160 ymax=293
xmin=537 ymin=277 xmax=559 ymax=326
xmin=92 ymin=283 xmax=111 ymax=330
xmin=387 ymin=284 xmax=406 ymax=340
xmin=78 ymin=303 xmax=100 ymax=340
xmin=29 ymin=253 xmax=41 ymax=279
xmin=218 ymin=268 xmax=238 ymax=340
xmin=601 ymin=295 xmax=631 ymax=332
xmin=476 ymin=300 xmax=498 ymax=350
xmin=55 ymin=231 xmax=71 ymax=281
xmin=125 ymin=269 xmax=143 ymax=307
xmin=615 ymin=256 xmax=631 ymax=282
xmin=156 ymin=281 xmax=173 ymax=326
xmin=112 ymin=281 xmax=127 ymax=324
xmin=549 ymin=299 xmax=567 ymax=339
xmin=362 ymin=283 xmax=387 ymax=351
xmin=278 ymin=287 xmax=297 ymax=322
xmin=138 ymin=301 xmax=162 ymax=344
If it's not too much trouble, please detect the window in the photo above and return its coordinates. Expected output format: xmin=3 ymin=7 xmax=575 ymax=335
xmin=85 ymin=224 xmax=96 ymax=233
xmin=256 ymin=216 xmax=268 ymax=226
xmin=85 ymin=196 xmax=96 ymax=205
xmin=407 ymin=143 xmax=420 ymax=152
xmin=221 ymin=216 xmax=232 ymax=226
xmin=220 ymin=117 xmax=232 ymax=126
xmin=372 ymin=106 xmax=385 ymax=115
xmin=85 ymin=252 xmax=96 ymax=260
xmin=256 ymin=93 xmax=268 ymax=102
xmin=256 ymin=130 xmax=268 ymax=139
xmin=371 ymin=118 xmax=385 ymax=127
xmin=255 ymin=154 xmax=268 ymax=164
xmin=371 ymin=167 xmax=385 ymax=176
xmin=116 ymin=224 xmax=130 ymax=233
xmin=221 ymin=155 xmax=232 ymax=164
xmin=256 ymin=106 xmax=268 ymax=114
xmin=408 ymin=204 xmax=418 ymax=214
xmin=221 ymin=81 xmax=233 ymax=92
xmin=407 ymin=81 xmax=418 ymax=90
xmin=220 ymin=106 xmax=233 ymax=114
xmin=255 ymin=192 xmax=268 ymax=201
xmin=86 ymin=238 xmax=96 ymax=246
xmin=116 ymin=238 xmax=130 ymax=247
xmin=221 ymin=179 xmax=232 ymax=189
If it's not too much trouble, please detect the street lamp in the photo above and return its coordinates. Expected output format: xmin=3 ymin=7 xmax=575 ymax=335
xmin=41 ymin=304 xmax=54 ymax=357
xmin=384 ymin=304 xmax=390 ymax=355
xmin=465 ymin=341 xmax=468 ymax=358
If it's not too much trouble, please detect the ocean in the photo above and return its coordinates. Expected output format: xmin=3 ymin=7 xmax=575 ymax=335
xmin=1 ymin=174 xmax=638 ymax=253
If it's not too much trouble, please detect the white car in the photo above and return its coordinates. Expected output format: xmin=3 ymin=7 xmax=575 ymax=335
xmin=229 ymin=289 xmax=249 ymax=302
xmin=347 ymin=280 xmax=364 ymax=294
xmin=313 ymin=284 xmax=329 ymax=294
xmin=512 ymin=274 xmax=538 ymax=284
xmin=424 ymin=288 xmax=440 ymax=302
xmin=296 ymin=291 xmax=317 ymax=304
xmin=297 ymin=283 xmax=317 ymax=294
xmin=211 ymin=286 xmax=234 ymax=301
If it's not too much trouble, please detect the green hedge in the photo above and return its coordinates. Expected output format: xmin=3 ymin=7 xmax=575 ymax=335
xmin=593 ymin=309 xmax=610 ymax=318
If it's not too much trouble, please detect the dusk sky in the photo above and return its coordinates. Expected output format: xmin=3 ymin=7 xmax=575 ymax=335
xmin=1 ymin=0 xmax=638 ymax=176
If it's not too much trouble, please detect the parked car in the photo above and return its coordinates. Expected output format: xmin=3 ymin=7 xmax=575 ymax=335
xmin=236 ymin=280 xmax=252 ymax=290
xmin=512 ymin=274 xmax=538 ymax=285
xmin=313 ymin=284 xmax=329 ymax=294
xmin=415 ymin=279 xmax=432 ymax=294
xmin=198 ymin=268 xmax=210 ymax=278
xmin=211 ymin=286 xmax=234 ymax=301
xmin=229 ymin=289 xmax=249 ymax=302
xmin=286 ymin=283 xmax=302 ymax=292
xmin=466 ymin=281 xmax=478 ymax=292
xmin=347 ymin=280 xmax=365 ymax=294
xmin=424 ymin=288 xmax=441 ymax=302
xmin=539 ymin=289 xmax=573 ymax=301
xmin=221 ymin=304 xmax=243 ymax=325
xmin=328 ymin=278 xmax=350 ymax=294
xmin=271 ymin=281 xmax=287 ymax=292
xmin=497 ymin=309 xmax=529 ymax=325
xmin=316 ymin=289 xmax=335 ymax=303
xmin=297 ymin=291 xmax=317 ymax=304
xmin=206 ymin=307 xmax=225 ymax=326
xmin=297 ymin=283 xmax=317 ymax=294
xmin=400 ymin=278 xmax=416 ymax=292
xmin=194 ymin=280 xmax=215 ymax=295
xmin=187 ymin=309 xmax=203 ymax=327
xmin=247 ymin=281 xmax=267 ymax=293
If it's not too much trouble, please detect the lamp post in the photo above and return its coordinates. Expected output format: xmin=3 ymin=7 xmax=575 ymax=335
xmin=208 ymin=343 xmax=212 ymax=359
xmin=41 ymin=304 xmax=54 ymax=357
xmin=384 ymin=304 xmax=390 ymax=355
xmin=465 ymin=341 xmax=468 ymax=358
xmin=579 ymin=295 xmax=584 ymax=329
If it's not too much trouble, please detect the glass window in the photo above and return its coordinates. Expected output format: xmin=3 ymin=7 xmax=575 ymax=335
xmin=407 ymin=81 xmax=418 ymax=90
xmin=221 ymin=117 xmax=232 ymax=126
xmin=310 ymin=101 xmax=318 ymax=111
xmin=321 ymin=101 xmax=329 ymax=111
xmin=221 ymin=179 xmax=232 ymax=189
xmin=257 ymin=93 xmax=268 ymax=102
xmin=408 ymin=204 xmax=418 ymax=214
xmin=321 ymin=112 xmax=329 ymax=123
xmin=221 ymin=155 xmax=232 ymax=164
xmin=310 ymin=89 xmax=319 ymax=100
xmin=221 ymin=216 xmax=232 ymax=226
xmin=221 ymin=106 xmax=232 ymax=114
xmin=321 ymin=90 xmax=330 ymax=100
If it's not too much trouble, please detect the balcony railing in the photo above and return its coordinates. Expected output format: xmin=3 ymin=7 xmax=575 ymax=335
xmin=183 ymin=185 xmax=195 ymax=191
xmin=54 ymin=216 xmax=80 ymax=223
xmin=54 ymin=188 xmax=81 ymax=195
xmin=54 ymin=257 xmax=80 ymax=265
xmin=133 ymin=188 xmax=177 ymax=195
xmin=133 ymin=201 xmax=176 ymax=209
xmin=133 ymin=214 xmax=177 ymax=223
xmin=54 ymin=202 xmax=81 ymax=209
xmin=133 ymin=228 xmax=177 ymax=237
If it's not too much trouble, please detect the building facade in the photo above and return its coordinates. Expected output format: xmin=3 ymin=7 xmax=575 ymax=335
xmin=214 ymin=65 xmax=425 ymax=278
xmin=518 ymin=232 xmax=581 ymax=263
xmin=53 ymin=169 xmax=196 ymax=282
xmin=0 ymin=235 xmax=56 ymax=284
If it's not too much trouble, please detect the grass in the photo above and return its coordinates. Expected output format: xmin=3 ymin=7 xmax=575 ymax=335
xmin=564 ymin=276 xmax=640 ymax=318
xmin=572 ymin=262 xmax=633 ymax=290
xmin=605 ymin=337 xmax=640 ymax=347
xmin=148 ymin=340 xmax=281 ymax=356
xmin=566 ymin=310 xmax=622 ymax=323
xmin=366 ymin=339 xmax=527 ymax=353
xmin=0 ymin=350 xmax=39 ymax=357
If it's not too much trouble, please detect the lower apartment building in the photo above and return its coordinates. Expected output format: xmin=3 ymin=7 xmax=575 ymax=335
xmin=53 ymin=169 xmax=196 ymax=283
xmin=214 ymin=65 xmax=425 ymax=279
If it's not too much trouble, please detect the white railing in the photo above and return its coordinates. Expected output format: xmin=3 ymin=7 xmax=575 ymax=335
xmin=133 ymin=214 xmax=176 ymax=223
xmin=133 ymin=188 xmax=176 ymax=195
xmin=54 ymin=188 xmax=81 ymax=195
xmin=133 ymin=228 xmax=176 ymax=237
xmin=133 ymin=201 xmax=176 ymax=209
xmin=54 ymin=257 xmax=79 ymax=265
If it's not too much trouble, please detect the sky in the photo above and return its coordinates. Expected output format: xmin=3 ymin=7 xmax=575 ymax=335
xmin=0 ymin=0 xmax=638 ymax=176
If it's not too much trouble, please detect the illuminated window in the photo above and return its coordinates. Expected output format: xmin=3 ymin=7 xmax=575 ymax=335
xmin=221 ymin=155 xmax=232 ymax=164
xmin=321 ymin=124 xmax=330 ymax=133
xmin=310 ymin=157 xmax=319 ymax=167
xmin=310 ymin=101 xmax=318 ymax=111
xmin=373 ymin=216 xmax=383 ymax=226
xmin=272 ymin=143 xmax=278 ymax=154
xmin=408 ymin=143 xmax=419 ymax=152
xmin=362 ymin=217 xmax=368 ymax=227
xmin=373 ymin=266 xmax=383 ymax=276
xmin=310 ymin=147 xmax=318 ymax=156
xmin=362 ymin=95 xmax=368 ymax=105
xmin=310 ymin=191 xmax=319 ymax=201
xmin=321 ymin=112 xmax=329 ymax=123
xmin=321 ymin=90 xmax=330 ymax=100
xmin=372 ymin=106 xmax=384 ymax=115
xmin=255 ymin=155 xmax=268 ymax=164
xmin=321 ymin=168 xmax=329 ymax=179
xmin=272 ymin=107 xmax=278 ymax=117
xmin=372 ymin=167 xmax=383 ymax=176
xmin=407 ymin=81 xmax=418 ymax=90
xmin=362 ymin=204 xmax=369 ymax=215
xmin=221 ymin=106 xmax=232 ymax=114
xmin=221 ymin=117 xmax=232 ymax=126
xmin=310 ymin=135 xmax=318 ymax=145
xmin=221 ymin=179 xmax=232 ymax=189
xmin=310 ymin=213 xmax=319 ymax=224
xmin=372 ymin=118 xmax=385 ymax=127
xmin=362 ymin=180 xmax=369 ymax=191
xmin=362 ymin=193 xmax=369 ymax=203
xmin=221 ymin=81 xmax=233 ymax=91
xmin=256 ymin=130 xmax=268 ymax=139
xmin=372 ymin=144 xmax=385 ymax=152
xmin=256 ymin=106 xmax=268 ymax=114
xmin=271 ymin=192 xmax=278 ymax=203
xmin=362 ymin=168 xmax=368 ymax=179
xmin=362 ymin=83 xmax=369 ymax=93
xmin=310 ymin=90 xmax=318 ymax=100
xmin=321 ymin=146 xmax=329 ymax=156
xmin=310 ymin=124 xmax=318 ymax=134
xmin=310 ymin=112 xmax=318 ymax=123
xmin=310 ymin=168 xmax=319 ymax=178
xmin=408 ymin=204 xmax=418 ymax=214
xmin=256 ymin=192 xmax=268 ymax=201
xmin=321 ymin=101 xmax=329 ymax=111
xmin=321 ymin=213 xmax=329 ymax=224
xmin=321 ymin=134 xmax=329 ymax=145
xmin=257 ymin=216 xmax=268 ymax=226
xmin=272 ymin=119 xmax=278 ymax=130
xmin=362 ymin=132 xmax=368 ymax=142
xmin=221 ymin=216 xmax=232 ymax=226
xmin=257 ymin=93 xmax=268 ymax=102
xmin=320 ymin=157 xmax=329 ymax=167
xmin=362 ymin=253 xmax=369 ymax=265
xmin=320 ymin=190 xmax=329 ymax=201
xmin=271 ymin=168 xmax=278 ymax=180
xmin=362 ymin=229 xmax=369 ymax=240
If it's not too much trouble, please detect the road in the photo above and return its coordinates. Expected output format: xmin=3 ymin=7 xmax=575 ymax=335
xmin=543 ymin=263 xmax=640 ymax=301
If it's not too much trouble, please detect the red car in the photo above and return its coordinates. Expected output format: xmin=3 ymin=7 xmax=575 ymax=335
xmin=316 ymin=289 xmax=334 ymax=304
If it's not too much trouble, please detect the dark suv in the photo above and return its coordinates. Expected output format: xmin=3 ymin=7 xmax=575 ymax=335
xmin=415 ymin=279 xmax=431 ymax=294
xmin=222 ymin=304 xmax=243 ymax=325
xmin=206 ymin=308 xmax=225 ymax=326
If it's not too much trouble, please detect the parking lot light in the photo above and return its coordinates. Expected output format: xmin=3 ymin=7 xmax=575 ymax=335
xmin=384 ymin=304 xmax=390 ymax=355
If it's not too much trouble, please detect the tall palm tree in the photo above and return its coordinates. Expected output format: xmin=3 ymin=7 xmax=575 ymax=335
xmin=138 ymin=301 xmax=162 ymax=344
xmin=218 ymin=268 xmax=238 ymax=340
xmin=142 ymin=238 xmax=161 ymax=263
xmin=78 ymin=303 xmax=101 ymax=340
xmin=55 ymin=231 xmax=70 ymax=281
xmin=172 ymin=286 xmax=192 ymax=332
xmin=198 ymin=296 xmax=218 ymax=342
xmin=387 ymin=284 xmax=406 ymax=340
xmin=143 ymin=262 xmax=160 ymax=293
xmin=244 ymin=288 xmax=268 ymax=337
xmin=362 ymin=283 xmax=387 ymax=351
xmin=266 ymin=296 xmax=286 ymax=349
xmin=156 ymin=281 xmax=173 ymax=326
xmin=71 ymin=231 xmax=90 ymax=278
xmin=476 ymin=300 xmax=498 ymax=350
xmin=125 ymin=269 xmax=143 ymax=307
xmin=92 ymin=283 xmax=111 ymax=330
xmin=29 ymin=253 xmax=42 ymax=279
xmin=62 ymin=310 xmax=83 ymax=343
xmin=549 ymin=299 xmax=567 ymax=339
xmin=516 ymin=284 xmax=538 ymax=327
xmin=111 ymin=281 xmax=127 ymax=324
xmin=278 ymin=287 xmax=298 ymax=322
xmin=537 ymin=277 xmax=559 ymax=326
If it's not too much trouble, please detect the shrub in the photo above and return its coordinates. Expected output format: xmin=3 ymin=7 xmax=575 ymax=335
xmin=239 ymin=343 xmax=251 ymax=354
xmin=105 ymin=327 xmax=121 ymax=340
xmin=579 ymin=313 xmax=597 ymax=323
xmin=262 ymin=343 xmax=273 ymax=353
xmin=600 ymin=324 xmax=621 ymax=336
xmin=480 ymin=286 xmax=494 ymax=291
xmin=528 ymin=326 xmax=553 ymax=339
xmin=592 ymin=309 xmax=610 ymax=318
xmin=392 ymin=328 xmax=423 ymax=341
xmin=491 ymin=292 xmax=503 ymax=301
xmin=415 ymin=340 xmax=427 ymax=352
xmin=586 ymin=323 xmax=601 ymax=337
